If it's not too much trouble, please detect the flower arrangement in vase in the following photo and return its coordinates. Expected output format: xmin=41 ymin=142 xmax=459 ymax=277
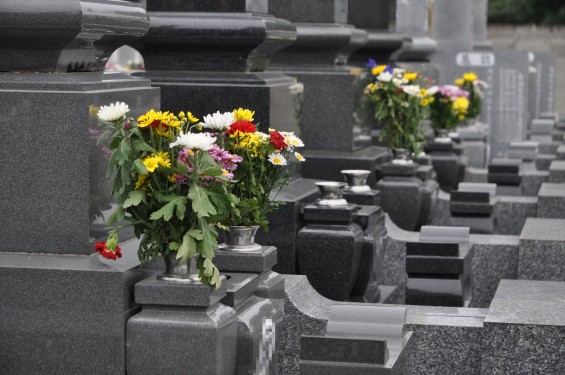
xmin=426 ymin=85 xmax=470 ymax=136
xmin=197 ymin=108 xmax=306 ymax=250
xmin=365 ymin=60 xmax=430 ymax=159
xmin=454 ymin=71 xmax=487 ymax=122
xmin=96 ymin=102 xmax=242 ymax=287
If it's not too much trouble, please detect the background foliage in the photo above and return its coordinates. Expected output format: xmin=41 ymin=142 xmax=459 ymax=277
xmin=488 ymin=0 xmax=565 ymax=25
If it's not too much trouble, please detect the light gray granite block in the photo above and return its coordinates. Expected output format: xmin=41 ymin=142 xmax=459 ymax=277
xmin=549 ymin=160 xmax=565 ymax=182
xmin=405 ymin=306 xmax=487 ymax=375
xmin=537 ymin=182 xmax=565 ymax=218
xmin=519 ymin=218 xmax=565 ymax=281
xmin=494 ymin=196 xmax=538 ymax=235
xmin=521 ymin=170 xmax=549 ymax=196
xmin=468 ymin=234 xmax=520 ymax=307
xmin=481 ymin=280 xmax=565 ymax=375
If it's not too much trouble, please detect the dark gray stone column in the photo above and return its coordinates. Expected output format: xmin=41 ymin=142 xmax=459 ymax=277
xmin=269 ymin=0 xmax=391 ymax=184
xmin=0 ymin=1 xmax=159 ymax=374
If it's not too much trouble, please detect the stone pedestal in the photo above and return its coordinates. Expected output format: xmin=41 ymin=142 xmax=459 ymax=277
xmin=222 ymin=273 xmax=284 ymax=375
xmin=136 ymin=2 xmax=300 ymax=133
xmin=450 ymin=186 xmax=497 ymax=234
xmin=425 ymin=140 xmax=468 ymax=192
xmin=296 ymin=203 xmax=364 ymax=301
xmin=127 ymin=275 xmax=237 ymax=375
xmin=376 ymin=162 xmax=437 ymax=231
xmin=215 ymin=245 xmax=285 ymax=309
xmin=255 ymin=178 xmax=321 ymax=274
xmin=458 ymin=124 xmax=489 ymax=168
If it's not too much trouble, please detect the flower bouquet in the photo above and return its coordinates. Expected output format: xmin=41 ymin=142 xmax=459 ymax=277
xmin=426 ymin=85 xmax=470 ymax=133
xmin=197 ymin=108 xmax=306 ymax=245
xmin=96 ymin=102 xmax=242 ymax=287
xmin=365 ymin=61 xmax=429 ymax=158
xmin=454 ymin=71 xmax=486 ymax=120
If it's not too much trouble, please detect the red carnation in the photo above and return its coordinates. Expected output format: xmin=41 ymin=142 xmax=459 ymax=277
xmin=396 ymin=87 xmax=404 ymax=94
xmin=226 ymin=120 xmax=257 ymax=135
xmin=95 ymin=241 xmax=122 ymax=260
xmin=270 ymin=131 xmax=287 ymax=151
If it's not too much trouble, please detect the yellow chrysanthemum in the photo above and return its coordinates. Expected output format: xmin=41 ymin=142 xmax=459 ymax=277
xmin=371 ymin=65 xmax=387 ymax=76
xmin=458 ymin=114 xmax=466 ymax=121
xmin=404 ymin=72 xmax=418 ymax=81
xmin=463 ymin=72 xmax=478 ymax=82
xmin=366 ymin=83 xmax=377 ymax=93
xmin=135 ymin=174 xmax=149 ymax=190
xmin=421 ymin=98 xmax=430 ymax=106
xmin=187 ymin=112 xmax=199 ymax=123
xmin=452 ymin=97 xmax=470 ymax=114
xmin=156 ymin=152 xmax=172 ymax=168
xmin=137 ymin=109 xmax=159 ymax=128
xmin=454 ymin=78 xmax=464 ymax=86
xmin=233 ymin=107 xmax=255 ymax=121
xmin=143 ymin=156 xmax=160 ymax=173
xmin=178 ymin=111 xmax=186 ymax=119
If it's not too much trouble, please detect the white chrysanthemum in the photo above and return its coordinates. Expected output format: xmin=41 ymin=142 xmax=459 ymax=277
xmin=268 ymin=153 xmax=288 ymax=166
xmin=284 ymin=134 xmax=305 ymax=148
xmin=427 ymin=86 xmax=439 ymax=95
xmin=255 ymin=131 xmax=270 ymax=140
xmin=294 ymin=152 xmax=306 ymax=162
xmin=393 ymin=77 xmax=408 ymax=86
xmin=377 ymin=71 xmax=393 ymax=83
xmin=97 ymin=102 xmax=129 ymax=122
xmin=170 ymin=132 xmax=217 ymax=151
xmin=402 ymin=85 xmax=422 ymax=97
xmin=393 ymin=68 xmax=406 ymax=75
xmin=200 ymin=111 xmax=234 ymax=131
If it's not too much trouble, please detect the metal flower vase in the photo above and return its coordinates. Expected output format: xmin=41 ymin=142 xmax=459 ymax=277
xmin=315 ymin=181 xmax=348 ymax=206
xmin=341 ymin=169 xmax=372 ymax=193
xmin=157 ymin=253 xmax=200 ymax=283
xmin=220 ymin=225 xmax=263 ymax=252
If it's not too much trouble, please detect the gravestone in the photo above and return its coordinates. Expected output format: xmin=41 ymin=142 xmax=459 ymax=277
xmin=136 ymin=0 xmax=300 ymax=134
xmin=472 ymin=0 xmax=493 ymax=50
xmin=347 ymin=0 xmax=406 ymax=65
xmin=529 ymin=52 xmax=557 ymax=119
xmin=424 ymin=139 xmax=468 ymax=192
xmin=392 ymin=0 xmax=438 ymax=77
xmin=537 ymin=183 xmax=565 ymax=219
xmin=0 ymin=2 xmax=160 ymax=373
xmin=488 ymin=159 xmax=522 ymax=196
xmin=269 ymin=0 xmax=391 ymax=184
xmin=549 ymin=160 xmax=565 ymax=183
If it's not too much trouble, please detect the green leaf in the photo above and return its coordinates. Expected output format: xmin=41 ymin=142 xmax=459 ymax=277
xmin=176 ymin=231 xmax=197 ymax=264
xmin=196 ymin=152 xmax=219 ymax=175
xmin=96 ymin=130 xmax=113 ymax=146
xmin=211 ymin=266 xmax=221 ymax=288
xmin=203 ymin=258 xmax=214 ymax=277
xmin=188 ymin=185 xmax=217 ymax=218
xmin=187 ymin=228 xmax=204 ymax=241
xmin=149 ymin=196 xmax=187 ymax=221
xmin=133 ymin=159 xmax=148 ymax=175
xmin=132 ymin=140 xmax=156 ymax=154
xmin=115 ymin=139 xmax=132 ymax=166
xmin=168 ymin=242 xmax=180 ymax=251
xmin=197 ymin=218 xmax=218 ymax=259
xmin=123 ymin=190 xmax=146 ymax=208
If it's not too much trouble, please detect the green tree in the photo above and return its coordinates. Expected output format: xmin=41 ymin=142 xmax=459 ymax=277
xmin=489 ymin=0 xmax=565 ymax=25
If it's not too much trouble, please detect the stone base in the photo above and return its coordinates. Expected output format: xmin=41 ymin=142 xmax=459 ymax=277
xmin=519 ymin=218 xmax=565 ymax=281
xmin=537 ymin=183 xmax=565 ymax=218
xmin=0 ymin=252 xmax=146 ymax=375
